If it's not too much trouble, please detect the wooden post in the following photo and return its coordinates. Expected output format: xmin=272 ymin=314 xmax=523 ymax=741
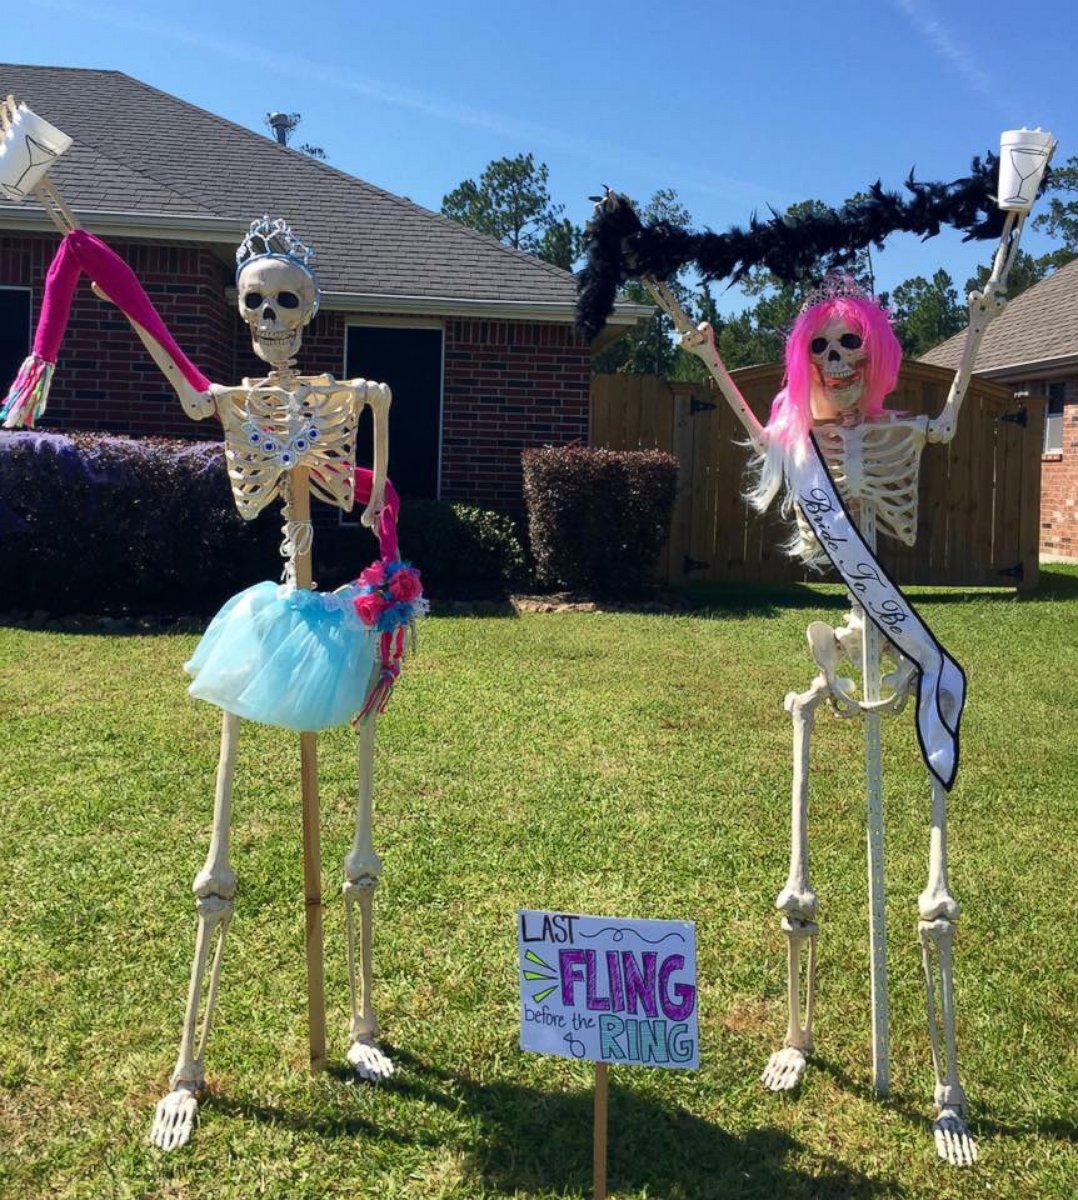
xmin=593 ymin=1062 xmax=609 ymax=1200
xmin=292 ymin=466 xmax=327 ymax=1073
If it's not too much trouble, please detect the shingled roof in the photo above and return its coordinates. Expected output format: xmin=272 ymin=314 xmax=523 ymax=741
xmin=920 ymin=256 xmax=1078 ymax=378
xmin=2 ymin=63 xmax=640 ymax=326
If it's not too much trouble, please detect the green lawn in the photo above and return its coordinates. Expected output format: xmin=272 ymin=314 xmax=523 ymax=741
xmin=1 ymin=571 xmax=1075 ymax=1199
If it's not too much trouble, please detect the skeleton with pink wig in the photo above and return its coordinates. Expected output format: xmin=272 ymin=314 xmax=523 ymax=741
xmin=630 ymin=131 xmax=1056 ymax=1167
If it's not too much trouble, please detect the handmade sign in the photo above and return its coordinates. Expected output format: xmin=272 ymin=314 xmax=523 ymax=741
xmin=2 ymin=102 xmax=425 ymax=1153
xmin=577 ymin=129 xmax=1055 ymax=1168
xmin=518 ymin=911 xmax=698 ymax=1069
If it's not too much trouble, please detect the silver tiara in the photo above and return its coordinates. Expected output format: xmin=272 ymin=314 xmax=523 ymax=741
xmin=799 ymin=272 xmax=873 ymax=314
xmin=235 ymin=216 xmax=317 ymax=277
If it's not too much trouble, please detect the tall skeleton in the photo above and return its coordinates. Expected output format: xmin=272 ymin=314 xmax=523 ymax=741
xmin=98 ymin=221 xmax=400 ymax=1150
xmin=644 ymin=195 xmax=1032 ymax=1166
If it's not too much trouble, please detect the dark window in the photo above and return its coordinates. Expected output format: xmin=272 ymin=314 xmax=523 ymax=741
xmin=0 ymin=289 xmax=31 ymax=392
xmin=1044 ymin=381 xmax=1066 ymax=453
xmin=345 ymin=325 xmax=442 ymax=500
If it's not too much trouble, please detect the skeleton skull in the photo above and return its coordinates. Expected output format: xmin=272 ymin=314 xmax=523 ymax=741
xmin=237 ymin=256 xmax=318 ymax=367
xmin=810 ymin=318 xmax=867 ymax=418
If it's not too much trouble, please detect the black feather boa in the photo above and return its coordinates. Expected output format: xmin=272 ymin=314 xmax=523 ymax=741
xmin=577 ymin=153 xmax=1040 ymax=339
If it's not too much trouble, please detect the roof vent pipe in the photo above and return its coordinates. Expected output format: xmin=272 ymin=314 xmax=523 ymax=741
xmin=267 ymin=112 xmax=291 ymax=146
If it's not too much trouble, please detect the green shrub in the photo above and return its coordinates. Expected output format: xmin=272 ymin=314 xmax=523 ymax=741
xmin=522 ymin=445 xmax=678 ymax=597
xmin=397 ymin=499 xmax=529 ymax=596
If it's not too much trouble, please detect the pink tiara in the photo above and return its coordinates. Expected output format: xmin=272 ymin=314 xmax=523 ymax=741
xmin=799 ymin=273 xmax=874 ymax=314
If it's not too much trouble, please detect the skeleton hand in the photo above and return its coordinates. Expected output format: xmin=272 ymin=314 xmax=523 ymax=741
xmin=681 ymin=322 xmax=716 ymax=355
xmin=967 ymin=279 xmax=1007 ymax=330
xmin=359 ymin=497 xmax=384 ymax=531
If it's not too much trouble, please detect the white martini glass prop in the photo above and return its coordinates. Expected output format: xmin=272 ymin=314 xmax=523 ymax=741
xmin=0 ymin=96 xmax=77 ymax=232
xmin=998 ymin=128 xmax=1057 ymax=212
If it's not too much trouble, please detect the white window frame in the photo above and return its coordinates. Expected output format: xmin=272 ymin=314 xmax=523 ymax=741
xmin=1044 ymin=381 xmax=1066 ymax=454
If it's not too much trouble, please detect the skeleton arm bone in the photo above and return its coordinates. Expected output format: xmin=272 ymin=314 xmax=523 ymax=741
xmin=643 ymin=276 xmax=765 ymax=453
xmin=928 ymin=212 xmax=1024 ymax=445
xmin=358 ymin=381 xmax=391 ymax=530
xmin=90 ymin=281 xmax=216 ymax=421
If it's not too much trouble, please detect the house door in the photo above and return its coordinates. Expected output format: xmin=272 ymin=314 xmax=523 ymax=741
xmin=345 ymin=324 xmax=442 ymax=499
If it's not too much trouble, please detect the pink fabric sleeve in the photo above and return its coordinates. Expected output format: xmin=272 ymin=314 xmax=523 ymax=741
xmin=353 ymin=468 xmax=401 ymax=561
xmin=55 ymin=231 xmax=211 ymax=392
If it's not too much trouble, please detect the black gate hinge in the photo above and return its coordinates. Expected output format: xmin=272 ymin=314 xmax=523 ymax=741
xmin=683 ymin=554 xmax=711 ymax=573
xmin=690 ymin=396 xmax=718 ymax=415
xmin=998 ymin=562 xmax=1025 ymax=582
xmin=1001 ymin=406 xmax=1028 ymax=427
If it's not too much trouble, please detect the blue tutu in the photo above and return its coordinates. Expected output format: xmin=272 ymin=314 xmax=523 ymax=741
xmin=185 ymin=581 xmax=378 ymax=732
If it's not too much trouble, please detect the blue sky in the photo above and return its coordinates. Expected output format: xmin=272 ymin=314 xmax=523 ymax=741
xmin=6 ymin=0 xmax=1075 ymax=314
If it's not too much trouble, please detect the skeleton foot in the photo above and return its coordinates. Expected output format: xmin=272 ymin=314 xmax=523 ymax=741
xmin=761 ymin=1045 xmax=808 ymax=1092
xmin=150 ymin=1084 xmax=199 ymax=1151
xmin=933 ymin=1107 xmax=978 ymax=1167
xmin=347 ymin=1036 xmax=395 ymax=1082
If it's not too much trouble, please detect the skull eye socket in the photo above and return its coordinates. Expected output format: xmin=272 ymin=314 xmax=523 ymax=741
xmin=840 ymin=333 xmax=863 ymax=350
xmin=277 ymin=292 xmax=300 ymax=309
xmin=243 ymin=292 xmax=263 ymax=309
xmin=811 ymin=337 xmax=828 ymax=355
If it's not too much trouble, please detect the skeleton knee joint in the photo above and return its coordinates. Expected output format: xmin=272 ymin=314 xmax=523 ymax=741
xmin=780 ymin=915 xmax=818 ymax=939
xmin=918 ymin=887 xmax=960 ymax=923
xmin=193 ymin=864 xmax=237 ymax=904
xmin=776 ymin=884 xmax=818 ymax=922
xmin=919 ymin=915 xmax=956 ymax=949
xmin=344 ymin=850 xmax=382 ymax=888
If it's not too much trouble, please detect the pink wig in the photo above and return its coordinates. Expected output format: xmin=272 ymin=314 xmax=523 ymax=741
xmin=748 ymin=293 xmax=902 ymax=517
xmin=766 ymin=294 xmax=902 ymax=450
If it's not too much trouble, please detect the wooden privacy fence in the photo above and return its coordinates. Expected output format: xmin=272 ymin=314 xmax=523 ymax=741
xmin=591 ymin=363 xmax=1044 ymax=591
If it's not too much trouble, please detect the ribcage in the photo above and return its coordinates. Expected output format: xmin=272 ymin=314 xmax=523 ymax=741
xmin=816 ymin=417 xmax=927 ymax=546
xmin=218 ymin=383 xmax=358 ymax=521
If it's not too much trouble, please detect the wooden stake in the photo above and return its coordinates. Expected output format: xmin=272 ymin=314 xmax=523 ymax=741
xmin=292 ymin=467 xmax=327 ymax=1074
xmin=593 ymin=1062 xmax=609 ymax=1200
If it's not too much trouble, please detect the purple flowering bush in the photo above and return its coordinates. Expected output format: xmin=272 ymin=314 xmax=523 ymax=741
xmin=0 ymin=432 xmax=278 ymax=614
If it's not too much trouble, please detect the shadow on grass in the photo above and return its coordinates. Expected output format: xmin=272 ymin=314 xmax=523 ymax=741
xmin=215 ymin=1048 xmax=899 ymax=1199
xmin=812 ymin=1055 xmax=1078 ymax=1150
xmin=3 ymin=566 xmax=1071 ymax=634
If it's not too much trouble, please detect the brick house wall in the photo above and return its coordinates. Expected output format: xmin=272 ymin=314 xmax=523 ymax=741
xmin=1030 ymin=375 xmax=1078 ymax=560
xmin=442 ymin=319 xmax=590 ymax=509
xmin=1 ymin=234 xmax=234 ymax=438
xmin=1 ymin=234 xmax=592 ymax=512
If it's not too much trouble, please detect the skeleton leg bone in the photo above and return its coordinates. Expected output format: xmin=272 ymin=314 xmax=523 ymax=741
xmin=919 ymin=777 xmax=977 ymax=1166
xmin=151 ymin=712 xmax=240 ymax=1151
xmin=762 ymin=673 xmax=828 ymax=1092
xmin=343 ymin=714 xmax=394 ymax=1081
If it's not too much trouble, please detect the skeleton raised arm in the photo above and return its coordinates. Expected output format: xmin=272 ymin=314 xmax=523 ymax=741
xmin=928 ymin=210 xmax=1026 ymax=445
xmin=92 ymin=232 xmax=390 ymax=529
xmin=645 ymin=276 xmax=765 ymax=453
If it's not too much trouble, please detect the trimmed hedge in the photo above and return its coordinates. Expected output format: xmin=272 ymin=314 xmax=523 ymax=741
xmin=0 ymin=432 xmax=530 ymax=614
xmin=522 ymin=445 xmax=678 ymax=597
